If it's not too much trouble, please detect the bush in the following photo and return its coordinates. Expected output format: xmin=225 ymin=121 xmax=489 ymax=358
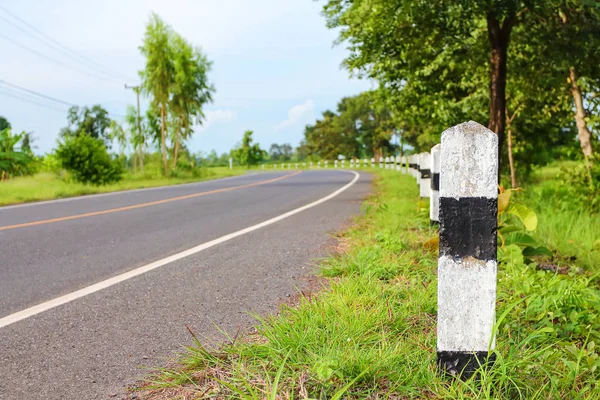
xmin=56 ymin=134 xmax=123 ymax=185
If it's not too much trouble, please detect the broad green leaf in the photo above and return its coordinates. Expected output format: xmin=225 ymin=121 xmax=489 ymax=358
xmin=507 ymin=204 xmax=538 ymax=231
xmin=499 ymin=225 xmax=521 ymax=235
xmin=505 ymin=232 xmax=539 ymax=248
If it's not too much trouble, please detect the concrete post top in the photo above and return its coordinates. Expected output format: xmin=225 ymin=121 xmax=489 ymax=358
xmin=440 ymin=121 xmax=498 ymax=199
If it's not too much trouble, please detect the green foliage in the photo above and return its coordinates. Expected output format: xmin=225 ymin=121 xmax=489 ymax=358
xmin=232 ymin=130 xmax=265 ymax=167
xmin=60 ymin=105 xmax=112 ymax=147
xmin=498 ymin=188 xmax=552 ymax=262
xmin=138 ymin=13 xmax=214 ymax=175
xmin=304 ymin=91 xmax=397 ymax=160
xmin=0 ymin=128 xmax=34 ymax=178
xmin=268 ymin=143 xmax=293 ymax=161
xmin=55 ymin=134 xmax=123 ymax=185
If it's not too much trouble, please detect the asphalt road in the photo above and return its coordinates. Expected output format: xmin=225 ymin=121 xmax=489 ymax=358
xmin=0 ymin=170 xmax=371 ymax=400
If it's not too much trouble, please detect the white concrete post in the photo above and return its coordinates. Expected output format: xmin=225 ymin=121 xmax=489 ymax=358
xmin=228 ymin=157 xmax=233 ymax=170
xmin=419 ymin=152 xmax=432 ymax=198
xmin=302 ymin=162 xmax=306 ymax=168
xmin=379 ymin=157 xmax=383 ymax=168
xmin=371 ymin=158 xmax=375 ymax=167
xmin=334 ymin=160 xmax=338 ymax=168
xmin=437 ymin=121 xmax=498 ymax=379
xmin=262 ymin=164 xmax=264 ymax=170
xmin=274 ymin=164 xmax=277 ymax=170
xmin=341 ymin=159 xmax=345 ymax=168
xmin=310 ymin=162 xmax=313 ymax=169
xmin=384 ymin=156 xmax=389 ymax=169
xmin=325 ymin=160 xmax=328 ymax=168
xmin=295 ymin=163 xmax=299 ymax=169
xmin=350 ymin=159 xmax=354 ymax=168
xmin=430 ymin=144 xmax=441 ymax=225
xmin=364 ymin=159 xmax=368 ymax=167
xmin=318 ymin=161 xmax=321 ymax=168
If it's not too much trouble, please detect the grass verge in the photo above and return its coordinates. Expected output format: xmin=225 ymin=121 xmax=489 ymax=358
xmin=133 ymin=170 xmax=600 ymax=399
xmin=0 ymin=167 xmax=245 ymax=206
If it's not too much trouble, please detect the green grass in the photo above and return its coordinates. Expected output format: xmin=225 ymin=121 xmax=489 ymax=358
xmin=517 ymin=162 xmax=600 ymax=271
xmin=134 ymin=170 xmax=599 ymax=399
xmin=0 ymin=167 xmax=245 ymax=206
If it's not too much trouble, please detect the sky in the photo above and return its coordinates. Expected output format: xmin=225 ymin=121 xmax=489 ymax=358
xmin=0 ymin=0 xmax=372 ymax=156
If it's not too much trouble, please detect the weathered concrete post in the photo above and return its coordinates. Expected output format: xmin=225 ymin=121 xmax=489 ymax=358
xmin=419 ymin=152 xmax=432 ymax=198
xmin=371 ymin=157 xmax=375 ymax=167
xmin=334 ymin=160 xmax=338 ymax=168
xmin=430 ymin=144 xmax=441 ymax=226
xmin=379 ymin=157 xmax=383 ymax=168
xmin=341 ymin=159 xmax=345 ymax=168
xmin=437 ymin=121 xmax=498 ymax=379
xmin=229 ymin=157 xmax=233 ymax=170
xmin=325 ymin=160 xmax=329 ymax=168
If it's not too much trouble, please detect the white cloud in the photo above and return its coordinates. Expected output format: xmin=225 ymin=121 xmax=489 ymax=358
xmin=275 ymin=99 xmax=314 ymax=130
xmin=197 ymin=109 xmax=237 ymax=131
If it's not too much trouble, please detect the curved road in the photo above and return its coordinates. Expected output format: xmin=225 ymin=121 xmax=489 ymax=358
xmin=0 ymin=170 xmax=371 ymax=399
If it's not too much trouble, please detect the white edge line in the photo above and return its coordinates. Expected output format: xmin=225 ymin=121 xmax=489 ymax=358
xmin=0 ymin=173 xmax=259 ymax=211
xmin=0 ymin=171 xmax=361 ymax=329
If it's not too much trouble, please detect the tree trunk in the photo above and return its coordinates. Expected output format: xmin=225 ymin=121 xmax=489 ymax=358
xmin=160 ymin=104 xmax=168 ymax=176
xmin=138 ymin=144 xmax=144 ymax=171
xmin=172 ymin=129 xmax=180 ymax=170
xmin=487 ymin=14 xmax=514 ymax=176
xmin=569 ymin=67 xmax=594 ymax=163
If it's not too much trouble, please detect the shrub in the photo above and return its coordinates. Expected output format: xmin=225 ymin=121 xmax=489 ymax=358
xmin=56 ymin=134 xmax=123 ymax=185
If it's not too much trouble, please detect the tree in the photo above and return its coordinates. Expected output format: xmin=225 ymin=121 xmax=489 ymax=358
xmin=56 ymin=134 xmax=123 ymax=185
xmin=139 ymin=13 xmax=175 ymax=175
xmin=125 ymin=105 xmax=145 ymax=171
xmin=108 ymin=120 xmax=127 ymax=159
xmin=232 ymin=130 xmax=264 ymax=167
xmin=0 ymin=128 xmax=33 ymax=180
xmin=169 ymin=33 xmax=214 ymax=168
xmin=0 ymin=116 xmax=11 ymax=132
xmin=60 ymin=105 xmax=112 ymax=146
xmin=321 ymin=0 xmax=597 ymax=172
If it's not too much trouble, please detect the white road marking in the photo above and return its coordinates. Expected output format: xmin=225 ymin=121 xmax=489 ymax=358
xmin=0 ymin=171 xmax=360 ymax=329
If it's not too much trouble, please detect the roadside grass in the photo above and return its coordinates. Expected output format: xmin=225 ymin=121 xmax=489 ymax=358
xmin=134 ymin=170 xmax=600 ymax=399
xmin=0 ymin=167 xmax=245 ymax=206
xmin=518 ymin=162 xmax=600 ymax=271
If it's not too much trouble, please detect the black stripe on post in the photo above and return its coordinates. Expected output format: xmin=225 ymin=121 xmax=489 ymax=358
xmin=431 ymin=173 xmax=440 ymax=191
xmin=438 ymin=197 xmax=497 ymax=261
xmin=420 ymin=169 xmax=431 ymax=179
xmin=437 ymin=351 xmax=497 ymax=378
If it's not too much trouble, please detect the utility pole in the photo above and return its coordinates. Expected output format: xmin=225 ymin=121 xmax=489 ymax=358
xmin=125 ymin=84 xmax=144 ymax=171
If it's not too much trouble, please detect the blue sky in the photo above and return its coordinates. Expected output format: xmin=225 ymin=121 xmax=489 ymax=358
xmin=0 ymin=0 xmax=372 ymax=155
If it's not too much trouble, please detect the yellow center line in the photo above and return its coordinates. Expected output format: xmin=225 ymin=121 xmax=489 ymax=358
xmin=0 ymin=171 xmax=302 ymax=232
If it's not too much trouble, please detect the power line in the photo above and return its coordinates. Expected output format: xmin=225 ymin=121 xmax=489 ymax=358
xmin=0 ymin=4 xmax=133 ymax=82
xmin=0 ymin=79 xmax=76 ymax=107
xmin=0 ymin=88 xmax=70 ymax=113
xmin=0 ymin=14 xmax=128 ymax=83
xmin=0 ymin=33 xmax=123 ymax=85
xmin=0 ymin=80 xmax=127 ymax=119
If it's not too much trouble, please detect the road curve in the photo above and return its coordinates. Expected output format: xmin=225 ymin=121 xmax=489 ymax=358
xmin=0 ymin=170 xmax=372 ymax=400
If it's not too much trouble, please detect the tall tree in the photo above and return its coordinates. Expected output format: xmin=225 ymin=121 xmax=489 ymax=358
xmin=321 ymin=0 xmax=591 ymax=171
xmin=169 ymin=33 xmax=214 ymax=168
xmin=108 ymin=120 xmax=127 ymax=159
xmin=139 ymin=13 xmax=175 ymax=175
xmin=0 ymin=128 xmax=33 ymax=179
